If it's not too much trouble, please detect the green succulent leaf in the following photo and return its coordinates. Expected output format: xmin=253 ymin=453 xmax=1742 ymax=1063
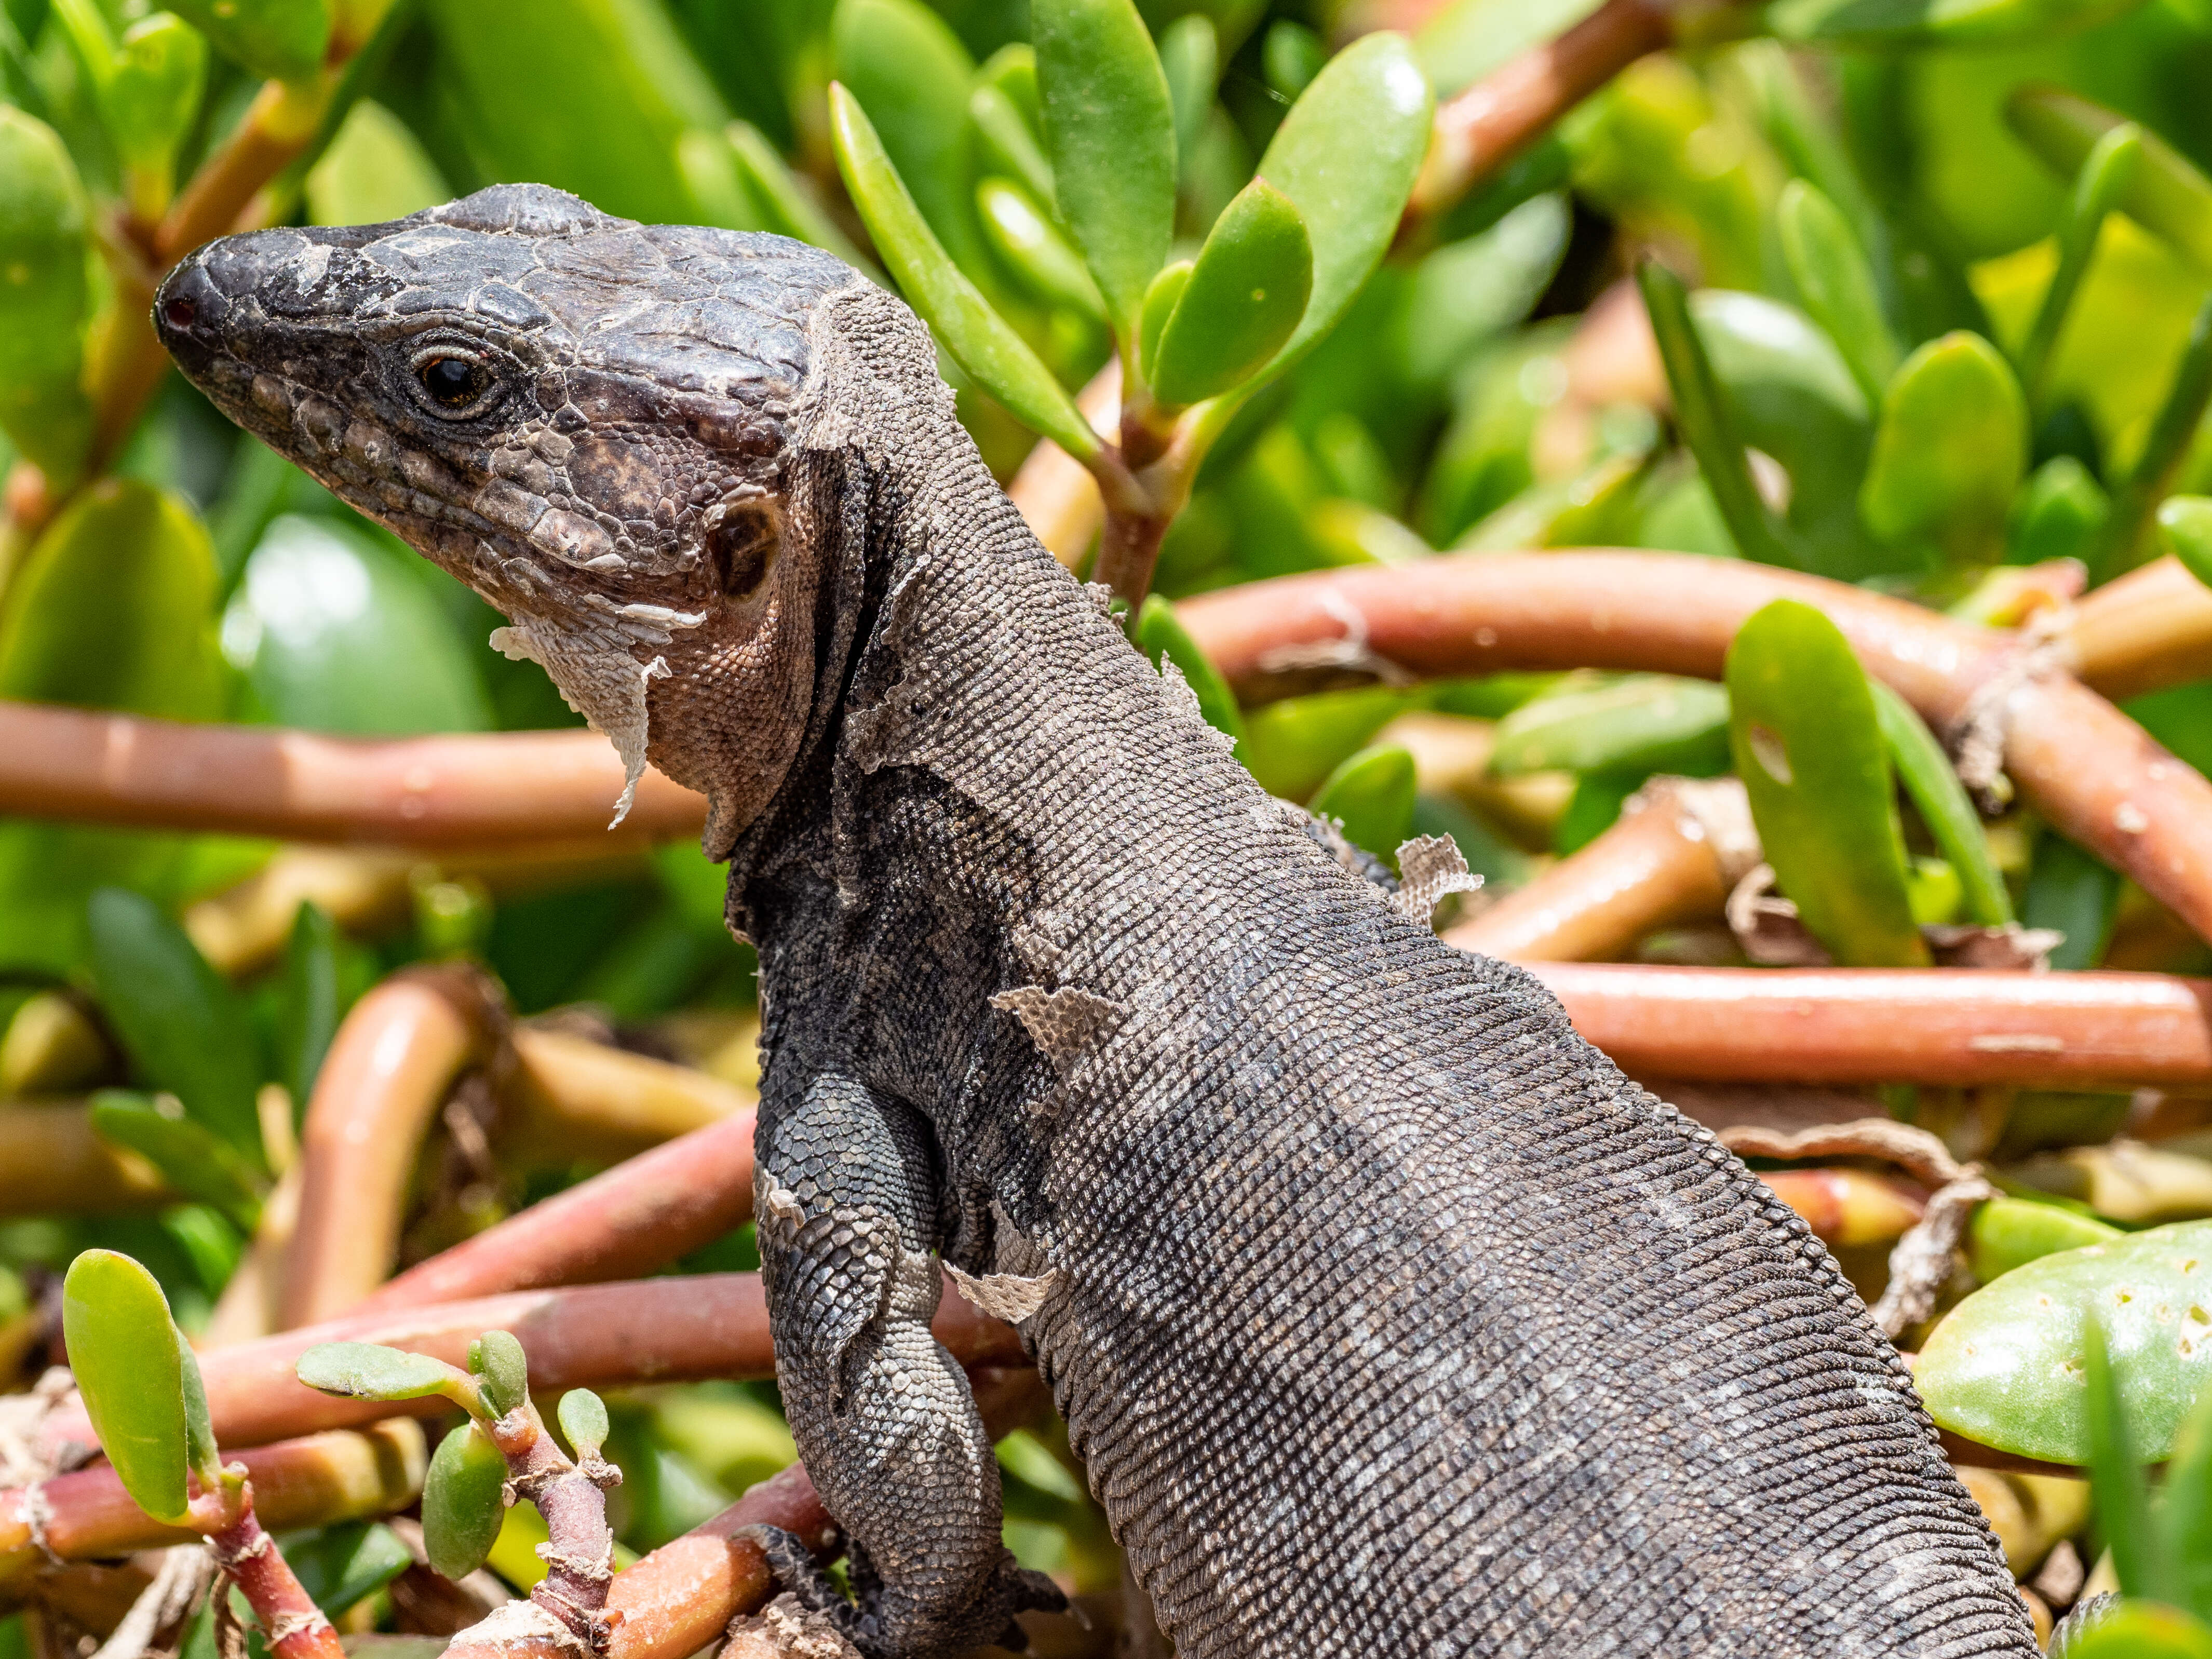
xmin=423 ymin=1422 xmax=509 ymax=1582
xmin=61 ymin=1250 xmax=191 ymax=1526
xmin=474 ymin=1329 xmax=530 ymax=1417
xmin=2085 ymin=1314 xmax=2174 ymax=1600
xmin=277 ymin=901 xmax=342 ymax=1109
xmin=1868 ymin=683 xmax=2013 ymax=927
xmin=2019 ymin=122 xmax=2141 ymax=401
xmin=1777 ymin=178 xmax=1898 ymax=404
xmin=1031 ymin=0 xmax=1176 ymax=333
xmin=1134 ymin=595 xmax=1244 ymax=743
xmin=1148 ymin=177 xmax=1312 ymax=407
xmin=1764 ymin=0 xmax=2144 ymax=48
xmin=829 ymin=82 xmax=1096 ymax=460
xmin=295 ymin=1342 xmax=478 ymax=1407
xmin=968 ymin=79 xmax=1055 ymax=207
xmin=86 ymin=887 xmax=264 ymax=1161
xmin=1238 ymin=686 xmax=1417 ymax=802
xmin=2163 ymin=497 xmax=2212 ymax=590
xmin=2008 ymin=86 xmax=2212 ymax=273
xmin=1725 ymin=600 xmax=1928 ymax=967
xmin=1487 ymin=676 xmax=1730 ymax=779
xmin=2093 ymin=289 xmax=2212 ymax=581
xmin=1640 ymin=265 xmax=1815 ymax=571
xmin=2057 ymin=1602 xmax=2212 ymax=1659
xmin=1859 ymin=332 xmax=2027 ymax=563
xmin=1137 ymin=260 xmax=1192 ymax=383
xmin=89 ymin=1092 xmax=265 ymax=1231
xmin=1968 ymin=1197 xmax=2123 ymax=1283
xmin=178 ymin=1326 xmax=219 ymax=1491
xmin=2009 ymin=457 xmax=2110 ymax=567
xmin=165 ymin=0 xmax=328 ymax=80
xmin=557 ymin=1389 xmax=611 ymax=1461
xmin=1247 ymin=32 xmax=1431 ymax=381
xmin=99 ymin=13 xmax=207 ymax=205
xmin=2163 ymin=1384 xmax=2212 ymax=1626
xmin=716 ymin=122 xmax=877 ymax=276
xmin=0 ymin=106 xmax=92 ymax=485
xmin=281 ymin=1522 xmax=415 ymax=1616
xmin=1308 ymin=745 xmax=1417 ymax=865
xmin=1157 ymin=14 xmax=1217 ymax=169
xmin=832 ymin=0 xmax=985 ymax=275
xmin=1918 ymin=1219 xmax=2212 ymax=1463
xmin=976 ymin=177 xmax=1106 ymax=316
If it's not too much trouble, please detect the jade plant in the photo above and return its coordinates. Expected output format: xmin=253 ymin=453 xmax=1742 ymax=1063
xmin=295 ymin=1331 xmax=623 ymax=1652
xmin=60 ymin=1250 xmax=345 ymax=1659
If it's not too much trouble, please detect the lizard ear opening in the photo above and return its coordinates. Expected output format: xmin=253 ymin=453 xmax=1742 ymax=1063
xmin=707 ymin=498 xmax=781 ymax=599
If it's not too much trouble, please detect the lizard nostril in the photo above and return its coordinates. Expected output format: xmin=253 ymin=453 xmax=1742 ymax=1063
xmin=163 ymin=296 xmax=197 ymax=330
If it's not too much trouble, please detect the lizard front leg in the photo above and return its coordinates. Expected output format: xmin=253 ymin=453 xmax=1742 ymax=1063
xmin=752 ymin=1070 xmax=1060 ymax=1657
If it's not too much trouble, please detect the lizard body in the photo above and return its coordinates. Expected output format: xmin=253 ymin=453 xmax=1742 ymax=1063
xmin=156 ymin=185 xmax=2036 ymax=1658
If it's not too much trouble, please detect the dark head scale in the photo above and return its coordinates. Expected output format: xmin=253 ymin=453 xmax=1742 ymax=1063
xmin=155 ymin=183 xmax=860 ymax=846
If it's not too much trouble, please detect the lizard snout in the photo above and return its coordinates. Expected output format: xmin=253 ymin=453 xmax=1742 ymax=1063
xmin=151 ymin=259 xmax=228 ymax=373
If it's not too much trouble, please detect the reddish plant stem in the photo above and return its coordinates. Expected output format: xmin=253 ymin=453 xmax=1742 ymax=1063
xmin=1400 ymin=0 xmax=1679 ymax=240
xmin=284 ymin=969 xmax=499 ymax=1329
xmin=0 ymin=1423 xmax=425 ymax=1588
xmin=34 ymin=1276 xmax=1024 ymax=1466
xmin=2061 ymin=552 xmax=2212 ymax=701
xmin=0 ymin=702 xmax=708 ymax=847
xmin=439 ymin=1374 xmax=1048 ymax=1659
xmin=1533 ymin=964 xmax=2212 ymax=1088
xmin=208 ymin=1489 xmax=344 ymax=1659
xmin=489 ymin=1411 xmax=620 ymax=1652
xmin=1176 ymin=553 xmax=2212 ymax=946
xmin=1446 ymin=777 xmax=1742 ymax=962
xmin=354 ymin=1112 xmax=758 ymax=1315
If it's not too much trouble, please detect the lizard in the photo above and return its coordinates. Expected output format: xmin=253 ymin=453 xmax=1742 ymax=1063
xmin=154 ymin=184 xmax=2038 ymax=1659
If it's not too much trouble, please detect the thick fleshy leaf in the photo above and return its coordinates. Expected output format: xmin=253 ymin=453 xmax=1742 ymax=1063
xmin=474 ymin=1329 xmax=530 ymax=1415
xmin=2008 ymin=86 xmax=2212 ymax=273
xmin=2165 ymin=497 xmax=2212 ymax=591
xmin=86 ymin=888 xmax=263 ymax=1158
xmin=0 ymin=482 xmax=221 ymax=976
xmin=2010 ymin=457 xmax=2110 ymax=567
xmin=1309 ymin=745 xmax=1417 ymax=863
xmin=62 ymin=1251 xmax=190 ymax=1525
xmin=423 ymin=1422 xmax=509 ymax=1582
xmin=1725 ymin=600 xmax=1927 ymax=967
xmin=2094 ymin=290 xmax=2212 ymax=581
xmin=723 ymin=120 xmax=875 ymax=274
xmin=296 ymin=1342 xmax=478 ymax=1406
xmin=165 ymin=0 xmax=328 ymax=79
xmin=1868 ymin=683 xmax=2013 ymax=927
xmin=1766 ymin=0 xmax=2142 ymax=47
xmin=976 ymin=177 xmax=1105 ymax=316
xmin=222 ymin=515 xmax=490 ymax=736
xmin=0 ymin=106 xmax=92 ymax=484
xmin=968 ymin=80 xmax=1055 ymax=207
xmin=2164 ymin=1385 xmax=2212 ymax=1625
xmin=1859 ymin=333 xmax=2027 ymax=563
xmin=106 ymin=15 xmax=208 ymax=194
xmin=1158 ymin=14 xmax=1217 ymax=168
xmin=1135 ymin=596 xmax=1244 ymax=743
xmin=558 ymin=1389 xmax=611 ymax=1460
xmin=1239 ymin=686 xmax=1416 ymax=801
xmin=306 ymin=98 xmax=449 ymax=225
xmin=2059 ymin=1603 xmax=2212 ymax=1659
xmin=1137 ymin=261 xmax=1191 ymax=381
xmin=829 ymin=83 xmax=1096 ymax=459
xmin=90 ymin=1092 xmax=265 ymax=1230
xmin=1149 ymin=177 xmax=1312 ymax=407
xmin=1641 ymin=266 xmax=1814 ymax=571
xmin=281 ymin=1522 xmax=414 ymax=1615
xmin=179 ymin=1327 xmax=218 ymax=1489
xmin=278 ymin=901 xmax=342 ymax=1108
xmin=1031 ymin=0 xmax=1175 ymax=331
xmin=1918 ymin=1219 xmax=2212 ymax=1462
xmin=1487 ymin=676 xmax=1729 ymax=778
xmin=2084 ymin=1315 xmax=2174 ymax=1602
xmin=1968 ymin=1197 xmax=2123 ymax=1283
xmin=1777 ymin=178 xmax=1898 ymax=404
xmin=1250 ymin=33 xmax=1430 ymax=378
xmin=831 ymin=0 xmax=982 ymax=272
xmin=423 ymin=0 xmax=722 ymax=224
xmin=2018 ymin=122 xmax=2141 ymax=400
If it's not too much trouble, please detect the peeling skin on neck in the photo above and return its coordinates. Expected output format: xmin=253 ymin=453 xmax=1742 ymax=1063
xmin=149 ymin=183 xmax=855 ymax=854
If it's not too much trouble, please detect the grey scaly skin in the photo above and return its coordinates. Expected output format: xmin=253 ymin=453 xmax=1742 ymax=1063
xmin=156 ymin=184 xmax=2037 ymax=1659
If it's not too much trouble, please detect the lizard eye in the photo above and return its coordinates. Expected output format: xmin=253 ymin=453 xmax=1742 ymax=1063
xmin=413 ymin=352 xmax=493 ymax=413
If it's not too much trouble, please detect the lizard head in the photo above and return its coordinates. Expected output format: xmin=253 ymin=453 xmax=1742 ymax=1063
xmin=155 ymin=182 xmax=861 ymax=850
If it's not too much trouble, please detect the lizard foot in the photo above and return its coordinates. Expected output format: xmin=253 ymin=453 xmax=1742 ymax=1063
xmin=739 ymin=1527 xmax=1067 ymax=1656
